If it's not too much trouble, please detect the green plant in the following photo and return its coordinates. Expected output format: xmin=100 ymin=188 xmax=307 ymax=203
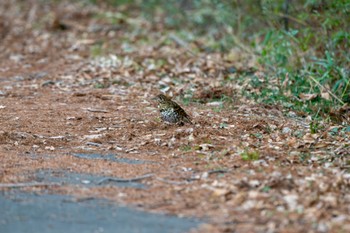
xmin=90 ymin=43 xmax=104 ymax=57
xmin=241 ymin=149 xmax=260 ymax=161
xmin=261 ymin=186 xmax=271 ymax=193
xmin=299 ymin=153 xmax=311 ymax=163
xmin=93 ymin=82 xmax=108 ymax=89
xmin=180 ymin=145 xmax=192 ymax=152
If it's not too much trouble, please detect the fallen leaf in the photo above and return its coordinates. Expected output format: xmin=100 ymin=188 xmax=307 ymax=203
xmin=299 ymin=93 xmax=317 ymax=101
xmin=321 ymin=92 xmax=331 ymax=100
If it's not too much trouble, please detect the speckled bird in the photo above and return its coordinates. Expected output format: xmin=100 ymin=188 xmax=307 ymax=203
xmin=153 ymin=94 xmax=192 ymax=125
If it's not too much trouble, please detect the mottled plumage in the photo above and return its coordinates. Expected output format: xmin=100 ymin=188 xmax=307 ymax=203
xmin=153 ymin=94 xmax=192 ymax=125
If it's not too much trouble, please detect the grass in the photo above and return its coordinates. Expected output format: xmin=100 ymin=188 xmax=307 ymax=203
xmin=180 ymin=145 xmax=192 ymax=152
xmin=241 ymin=149 xmax=260 ymax=161
xmin=299 ymin=152 xmax=312 ymax=163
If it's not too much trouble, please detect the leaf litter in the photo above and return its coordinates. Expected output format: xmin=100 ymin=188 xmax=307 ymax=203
xmin=0 ymin=1 xmax=350 ymax=233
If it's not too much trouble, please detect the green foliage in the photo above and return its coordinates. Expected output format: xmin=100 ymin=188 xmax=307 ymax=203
xmin=93 ymin=82 xmax=107 ymax=89
xmin=299 ymin=152 xmax=311 ymax=163
xmin=90 ymin=43 xmax=103 ymax=57
xmin=250 ymin=1 xmax=349 ymax=117
xmin=261 ymin=186 xmax=271 ymax=193
xmin=310 ymin=121 xmax=322 ymax=134
xmin=241 ymin=149 xmax=260 ymax=161
xmin=180 ymin=145 xmax=192 ymax=152
xmin=219 ymin=123 xmax=228 ymax=129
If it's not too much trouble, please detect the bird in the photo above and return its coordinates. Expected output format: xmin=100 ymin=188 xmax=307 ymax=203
xmin=152 ymin=94 xmax=192 ymax=125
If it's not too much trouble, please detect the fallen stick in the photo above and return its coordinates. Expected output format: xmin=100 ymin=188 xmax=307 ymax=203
xmin=83 ymin=108 xmax=109 ymax=113
xmin=208 ymin=169 xmax=229 ymax=174
xmin=97 ymin=173 xmax=154 ymax=184
xmin=98 ymin=170 xmax=229 ymax=185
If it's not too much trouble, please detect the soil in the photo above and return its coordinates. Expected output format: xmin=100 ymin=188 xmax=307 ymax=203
xmin=1 ymin=1 xmax=350 ymax=233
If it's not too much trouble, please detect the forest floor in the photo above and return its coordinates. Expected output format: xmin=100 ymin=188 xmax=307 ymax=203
xmin=1 ymin=1 xmax=350 ymax=232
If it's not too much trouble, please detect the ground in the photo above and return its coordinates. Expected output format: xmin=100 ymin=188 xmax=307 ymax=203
xmin=1 ymin=1 xmax=350 ymax=233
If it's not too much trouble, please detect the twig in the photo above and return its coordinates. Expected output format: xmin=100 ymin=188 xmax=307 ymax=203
xmin=308 ymin=75 xmax=345 ymax=105
xmin=169 ymin=34 xmax=197 ymax=57
xmin=83 ymin=108 xmax=109 ymax=113
xmin=97 ymin=173 xmax=154 ymax=184
xmin=0 ymin=182 xmax=61 ymax=189
xmin=98 ymin=170 xmax=229 ymax=186
xmin=86 ymin=142 xmax=102 ymax=147
xmin=208 ymin=169 xmax=228 ymax=175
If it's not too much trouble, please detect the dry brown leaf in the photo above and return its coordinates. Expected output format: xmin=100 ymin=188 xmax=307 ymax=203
xmin=303 ymin=133 xmax=319 ymax=143
xmin=321 ymin=92 xmax=331 ymax=100
xmin=299 ymin=93 xmax=318 ymax=101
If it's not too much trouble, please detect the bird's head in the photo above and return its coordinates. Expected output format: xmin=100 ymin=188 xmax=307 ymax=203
xmin=152 ymin=94 xmax=171 ymax=104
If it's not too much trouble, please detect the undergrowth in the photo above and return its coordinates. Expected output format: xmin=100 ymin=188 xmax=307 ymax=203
xmin=96 ymin=0 xmax=349 ymax=121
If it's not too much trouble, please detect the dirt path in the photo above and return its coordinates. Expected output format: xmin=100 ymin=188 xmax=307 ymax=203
xmin=1 ymin=1 xmax=350 ymax=232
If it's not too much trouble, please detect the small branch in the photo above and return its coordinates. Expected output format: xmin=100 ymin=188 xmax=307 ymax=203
xmin=308 ymin=75 xmax=345 ymax=105
xmin=97 ymin=174 xmax=154 ymax=184
xmin=84 ymin=108 xmax=109 ymax=113
xmin=86 ymin=142 xmax=102 ymax=147
xmin=98 ymin=170 xmax=229 ymax=186
xmin=208 ymin=169 xmax=228 ymax=175
xmin=169 ymin=34 xmax=197 ymax=57
xmin=0 ymin=182 xmax=61 ymax=189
